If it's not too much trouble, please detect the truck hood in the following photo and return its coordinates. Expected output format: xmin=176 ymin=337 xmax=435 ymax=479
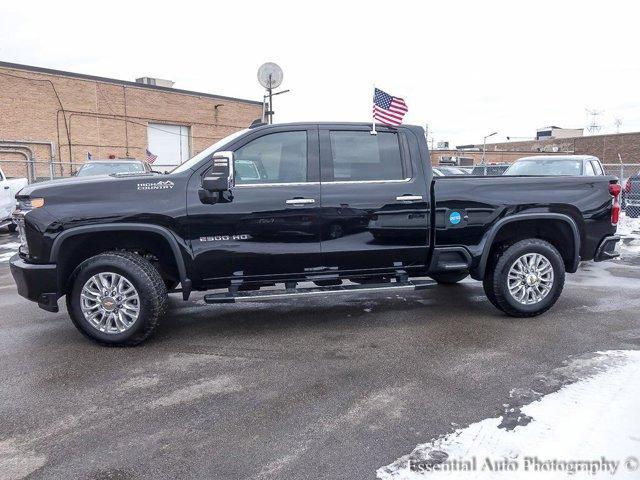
xmin=18 ymin=173 xmax=162 ymax=197
xmin=18 ymin=172 xmax=189 ymax=229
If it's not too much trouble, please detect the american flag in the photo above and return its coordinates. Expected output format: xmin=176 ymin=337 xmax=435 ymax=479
xmin=373 ymin=88 xmax=408 ymax=126
xmin=145 ymin=148 xmax=158 ymax=164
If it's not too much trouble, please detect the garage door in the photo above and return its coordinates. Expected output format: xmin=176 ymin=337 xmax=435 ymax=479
xmin=147 ymin=124 xmax=190 ymax=168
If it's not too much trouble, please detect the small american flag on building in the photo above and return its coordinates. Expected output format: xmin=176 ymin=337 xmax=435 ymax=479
xmin=145 ymin=148 xmax=158 ymax=164
xmin=373 ymin=88 xmax=408 ymax=127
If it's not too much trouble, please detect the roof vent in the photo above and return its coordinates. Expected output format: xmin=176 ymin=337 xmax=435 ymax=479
xmin=135 ymin=77 xmax=174 ymax=88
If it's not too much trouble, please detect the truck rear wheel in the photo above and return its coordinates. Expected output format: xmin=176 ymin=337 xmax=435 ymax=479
xmin=430 ymin=271 xmax=468 ymax=284
xmin=66 ymin=251 xmax=168 ymax=346
xmin=483 ymin=239 xmax=565 ymax=317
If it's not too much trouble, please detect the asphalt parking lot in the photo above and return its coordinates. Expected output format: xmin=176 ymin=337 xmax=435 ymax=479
xmin=1 ymin=231 xmax=640 ymax=480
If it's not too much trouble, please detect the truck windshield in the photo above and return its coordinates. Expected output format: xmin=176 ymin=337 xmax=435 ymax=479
xmin=171 ymin=129 xmax=249 ymax=174
xmin=77 ymin=162 xmax=145 ymax=176
xmin=504 ymin=160 xmax=583 ymax=176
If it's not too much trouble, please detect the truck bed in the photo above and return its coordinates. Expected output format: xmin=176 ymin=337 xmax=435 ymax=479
xmin=432 ymin=174 xmax=617 ymax=264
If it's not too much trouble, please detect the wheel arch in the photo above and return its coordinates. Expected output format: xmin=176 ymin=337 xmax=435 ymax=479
xmin=50 ymin=223 xmax=191 ymax=299
xmin=472 ymin=213 xmax=581 ymax=280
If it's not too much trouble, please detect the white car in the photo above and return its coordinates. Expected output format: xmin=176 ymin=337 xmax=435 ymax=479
xmin=0 ymin=167 xmax=28 ymax=232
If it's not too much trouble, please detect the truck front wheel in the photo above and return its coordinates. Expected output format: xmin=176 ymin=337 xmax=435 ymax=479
xmin=483 ymin=239 xmax=565 ymax=317
xmin=66 ymin=251 xmax=168 ymax=346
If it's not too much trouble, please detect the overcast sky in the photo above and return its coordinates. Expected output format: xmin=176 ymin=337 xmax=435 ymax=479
xmin=1 ymin=0 xmax=639 ymax=146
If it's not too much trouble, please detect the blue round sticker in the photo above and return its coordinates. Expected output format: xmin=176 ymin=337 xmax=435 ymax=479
xmin=449 ymin=211 xmax=462 ymax=225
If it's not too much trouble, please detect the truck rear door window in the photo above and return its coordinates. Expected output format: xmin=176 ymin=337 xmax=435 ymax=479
xmin=234 ymin=131 xmax=307 ymax=184
xmin=591 ymin=161 xmax=604 ymax=176
xmin=584 ymin=161 xmax=596 ymax=176
xmin=328 ymin=131 xmax=404 ymax=182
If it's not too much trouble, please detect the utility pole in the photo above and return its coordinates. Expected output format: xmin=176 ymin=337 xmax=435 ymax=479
xmin=263 ymin=89 xmax=291 ymax=124
xmin=614 ymin=118 xmax=622 ymax=134
xmin=586 ymin=109 xmax=603 ymax=134
xmin=267 ymin=74 xmax=273 ymax=124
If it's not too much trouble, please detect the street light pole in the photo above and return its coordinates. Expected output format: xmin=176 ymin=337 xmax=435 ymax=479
xmin=481 ymin=131 xmax=498 ymax=164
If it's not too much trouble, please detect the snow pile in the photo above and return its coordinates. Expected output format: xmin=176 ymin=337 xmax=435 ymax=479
xmin=617 ymin=213 xmax=640 ymax=238
xmin=0 ymin=241 xmax=20 ymax=262
xmin=617 ymin=213 xmax=640 ymax=255
xmin=378 ymin=350 xmax=640 ymax=479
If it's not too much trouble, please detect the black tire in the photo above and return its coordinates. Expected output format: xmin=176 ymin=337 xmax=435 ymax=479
xmin=482 ymin=251 xmax=502 ymax=310
xmin=483 ymin=239 xmax=565 ymax=317
xmin=482 ymin=275 xmax=501 ymax=310
xmin=430 ymin=271 xmax=468 ymax=284
xmin=66 ymin=251 xmax=168 ymax=346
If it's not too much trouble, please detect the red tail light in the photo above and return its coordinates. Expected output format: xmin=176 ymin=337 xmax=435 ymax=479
xmin=610 ymin=183 xmax=621 ymax=225
xmin=610 ymin=183 xmax=621 ymax=197
xmin=626 ymin=178 xmax=632 ymax=193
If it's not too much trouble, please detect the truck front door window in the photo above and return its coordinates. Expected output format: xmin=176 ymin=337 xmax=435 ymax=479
xmin=329 ymin=131 xmax=404 ymax=182
xmin=234 ymin=131 xmax=307 ymax=184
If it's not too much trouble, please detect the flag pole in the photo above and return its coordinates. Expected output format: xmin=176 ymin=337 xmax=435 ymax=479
xmin=371 ymin=85 xmax=377 ymax=135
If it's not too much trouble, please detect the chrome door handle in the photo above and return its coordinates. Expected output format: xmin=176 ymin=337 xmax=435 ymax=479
xmin=396 ymin=195 xmax=423 ymax=202
xmin=286 ymin=198 xmax=315 ymax=205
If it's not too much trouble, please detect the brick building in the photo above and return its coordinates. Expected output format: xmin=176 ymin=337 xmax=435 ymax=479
xmin=0 ymin=61 xmax=263 ymax=180
xmin=481 ymin=132 xmax=640 ymax=164
xmin=431 ymin=131 xmax=640 ymax=166
xmin=429 ymin=149 xmax=564 ymax=166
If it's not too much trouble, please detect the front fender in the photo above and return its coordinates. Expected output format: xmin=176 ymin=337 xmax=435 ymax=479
xmin=50 ymin=223 xmax=192 ymax=299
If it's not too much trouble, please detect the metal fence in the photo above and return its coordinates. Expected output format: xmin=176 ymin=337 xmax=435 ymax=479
xmin=0 ymin=159 xmax=79 ymax=183
xmin=602 ymin=164 xmax=640 ymax=218
xmin=2 ymin=156 xmax=639 ymax=217
xmin=467 ymin=164 xmax=511 ymax=176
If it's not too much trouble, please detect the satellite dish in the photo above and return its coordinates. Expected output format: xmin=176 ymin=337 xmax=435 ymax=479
xmin=257 ymin=62 xmax=283 ymax=89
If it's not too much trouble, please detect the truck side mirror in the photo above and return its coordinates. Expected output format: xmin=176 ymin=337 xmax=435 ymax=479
xmin=202 ymin=151 xmax=234 ymax=192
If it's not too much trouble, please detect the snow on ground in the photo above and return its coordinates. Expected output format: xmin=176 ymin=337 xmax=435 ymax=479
xmin=0 ymin=241 xmax=20 ymax=262
xmin=617 ymin=213 xmax=640 ymax=255
xmin=617 ymin=213 xmax=640 ymax=237
xmin=378 ymin=350 xmax=640 ymax=479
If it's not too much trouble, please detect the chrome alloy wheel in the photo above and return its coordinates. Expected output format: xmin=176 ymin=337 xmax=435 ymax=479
xmin=80 ymin=272 xmax=140 ymax=334
xmin=507 ymin=253 xmax=554 ymax=305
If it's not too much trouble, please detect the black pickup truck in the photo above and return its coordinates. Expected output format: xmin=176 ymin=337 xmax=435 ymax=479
xmin=10 ymin=122 xmax=621 ymax=345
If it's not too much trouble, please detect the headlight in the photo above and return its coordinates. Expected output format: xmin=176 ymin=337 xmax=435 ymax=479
xmin=12 ymin=211 xmax=28 ymax=256
xmin=16 ymin=197 xmax=45 ymax=210
xmin=13 ymin=197 xmax=44 ymax=256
